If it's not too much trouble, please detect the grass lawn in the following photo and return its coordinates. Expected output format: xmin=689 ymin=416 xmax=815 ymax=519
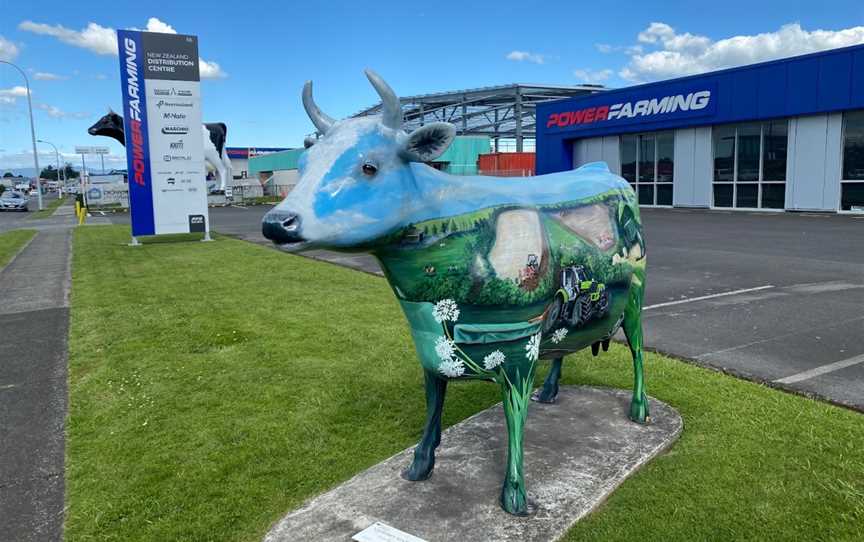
xmin=67 ymin=225 xmax=864 ymax=541
xmin=29 ymin=194 xmax=68 ymax=219
xmin=0 ymin=228 xmax=36 ymax=270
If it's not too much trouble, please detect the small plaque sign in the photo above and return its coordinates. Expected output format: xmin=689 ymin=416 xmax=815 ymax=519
xmin=352 ymin=521 xmax=427 ymax=542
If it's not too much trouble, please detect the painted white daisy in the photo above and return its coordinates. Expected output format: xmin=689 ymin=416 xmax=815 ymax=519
xmin=551 ymin=328 xmax=568 ymax=344
xmin=432 ymin=299 xmax=460 ymax=323
xmin=525 ymin=332 xmax=541 ymax=361
xmin=434 ymin=336 xmax=457 ymax=361
xmin=483 ymin=350 xmax=506 ymax=370
xmin=438 ymin=358 xmax=465 ymax=378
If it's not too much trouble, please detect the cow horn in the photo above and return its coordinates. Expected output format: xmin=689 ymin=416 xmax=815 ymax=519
xmin=302 ymin=80 xmax=335 ymax=134
xmin=365 ymin=69 xmax=402 ymax=130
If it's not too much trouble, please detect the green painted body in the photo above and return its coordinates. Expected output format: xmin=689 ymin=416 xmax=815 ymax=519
xmin=375 ymin=190 xmax=648 ymax=515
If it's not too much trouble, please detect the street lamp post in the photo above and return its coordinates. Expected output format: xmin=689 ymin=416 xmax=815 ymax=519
xmin=37 ymin=139 xmax=64 ymax=193
xmin=0 ymin=60 xmax=43 ymax=210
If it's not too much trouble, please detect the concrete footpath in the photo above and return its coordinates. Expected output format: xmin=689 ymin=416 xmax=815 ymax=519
xmin=0 ymin=213 xmax=73 ymax=540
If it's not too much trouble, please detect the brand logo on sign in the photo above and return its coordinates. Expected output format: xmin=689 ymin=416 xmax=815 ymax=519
xmin=163 ymin=154 xmax=192 ymax=162
xmin=188 ymin=214 xmax=206 ymax=233
xmin=170 ymin=139 xmax=184 ymax=150
xmin=546 ymin=90 xmax=712 ymax=129
xmin=122 ymin=37 xmax=147 ymax=187
xmin=163 ymin=112 xmax=186 ymax=120
xmin=161 ymin=125 xmax=189 ymax=135
xmin=153 ymin=88 xmax=194 ymax=97
xmin=155 ymin=99 xmax=193 ymax=109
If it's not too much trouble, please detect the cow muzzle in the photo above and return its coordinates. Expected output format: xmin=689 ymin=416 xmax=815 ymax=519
xmin=262 ymin=210 xmax=306 ymax=246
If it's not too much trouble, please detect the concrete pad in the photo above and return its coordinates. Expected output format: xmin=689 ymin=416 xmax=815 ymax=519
xmin=265 ymin=386 xmax=682 ymax=542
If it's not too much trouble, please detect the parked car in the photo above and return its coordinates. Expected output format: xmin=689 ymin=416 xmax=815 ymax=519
xmin=0 ymin=191 xmax=30 ymax=212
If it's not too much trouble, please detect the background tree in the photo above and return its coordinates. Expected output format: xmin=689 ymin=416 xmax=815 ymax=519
xmin=40 ymin=165 xmax=59 ymax=181
xmin=3 ymin=172 xmax=14 ymax=178
xmin=63 ymin=163 xmax=80 ymax=179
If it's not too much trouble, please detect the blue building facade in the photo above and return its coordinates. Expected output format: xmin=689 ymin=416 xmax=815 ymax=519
xmin=536 ymin=44 xmax=864 ymax=212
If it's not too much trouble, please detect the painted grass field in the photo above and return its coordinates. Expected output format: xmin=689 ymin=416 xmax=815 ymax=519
xmin=0 ymin=228 xmax=36 ymax=269
xmin=66 ymin=225 xmax=863 ymax=541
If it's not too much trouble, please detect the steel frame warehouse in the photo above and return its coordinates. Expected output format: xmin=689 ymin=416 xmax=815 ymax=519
xmin=353 ymin=83 xmax=604 ymax=152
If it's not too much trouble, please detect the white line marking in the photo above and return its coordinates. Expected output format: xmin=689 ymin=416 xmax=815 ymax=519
xmin=775 ymin=354 xmax=864 ymax=384
xmin=644 ymin=285 xmax=775 ymax=310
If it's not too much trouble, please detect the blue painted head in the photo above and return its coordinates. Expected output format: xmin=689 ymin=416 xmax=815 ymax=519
xmin=262 ymin=70 xmax=456 ymax=250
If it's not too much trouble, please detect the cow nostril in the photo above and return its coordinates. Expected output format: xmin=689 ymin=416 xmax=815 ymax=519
xmin=281 ymin=215 xmax=298 ymax=230
xmin=262 ymin=212 xmax=303 ymax=244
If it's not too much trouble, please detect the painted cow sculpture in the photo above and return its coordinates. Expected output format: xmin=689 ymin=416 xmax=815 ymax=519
xmin=87 ymin=110 xmax=233 ymax=193
xmin=263 ymin=70 xmax=648 ymax=516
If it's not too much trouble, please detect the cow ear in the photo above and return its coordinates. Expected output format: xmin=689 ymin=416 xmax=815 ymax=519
xmin=400 ymin=122 xmax=456 ymax=162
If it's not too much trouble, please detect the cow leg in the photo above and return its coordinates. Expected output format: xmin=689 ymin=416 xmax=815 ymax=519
xmin=531 ymin=357 xmax=563 ymax=403
xmin=216 ymin=162 xmax=227 ymax=193
xmin=402 ymin=370 xmax=447 ymax=481
xmin=623 ymin=284 xmax=650 ymax=424
xmin=221 ymin=151 xmax=233 ymax=191
xmin=500 ymin=363 xmax=536 ymax=516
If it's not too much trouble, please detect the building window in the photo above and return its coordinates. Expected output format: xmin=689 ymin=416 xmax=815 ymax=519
xmin=619 ymin=131 xmax=674 ymax=206
xmin=841 ymin=110 xmax=864 ymax=212
xmin=712 ymin=121 xmax=787 ymax=209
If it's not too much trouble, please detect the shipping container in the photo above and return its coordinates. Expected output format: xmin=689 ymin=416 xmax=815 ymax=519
xmin=477 ymin=152 xmax=536 ymax=177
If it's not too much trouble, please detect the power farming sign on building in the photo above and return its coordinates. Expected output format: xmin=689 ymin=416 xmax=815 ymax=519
xmin=117 ymin=29 xmax=209 ymax=237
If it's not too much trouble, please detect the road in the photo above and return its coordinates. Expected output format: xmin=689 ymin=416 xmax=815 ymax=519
xmin=106 ymin=204 xmax=864 ymax=411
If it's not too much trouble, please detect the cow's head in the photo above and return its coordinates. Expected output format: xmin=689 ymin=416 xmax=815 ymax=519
xmin=87 ymin=109 xmax=125 ymax=145
xmin=262 ymin=70 xmax=455 ymax=251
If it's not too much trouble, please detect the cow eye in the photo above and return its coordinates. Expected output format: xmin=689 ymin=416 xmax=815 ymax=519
xmin=361 ymin=162 xmax=378 ymax=176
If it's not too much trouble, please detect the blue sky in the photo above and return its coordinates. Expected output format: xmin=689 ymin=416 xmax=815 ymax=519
xmin=2 ymin=0 xmax=864 ymax=172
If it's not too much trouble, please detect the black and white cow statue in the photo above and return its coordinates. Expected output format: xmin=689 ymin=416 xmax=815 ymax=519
xmin=87 ymin=110 xmax=233 ymax=193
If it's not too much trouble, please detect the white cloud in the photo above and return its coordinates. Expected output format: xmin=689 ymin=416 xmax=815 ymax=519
xmin=595 ymin=43 xmax=643 ymax=55
xmin=620 ymin=22 xmax=864 ymax=82
xmin=36 ymin=102 xmax=90 ymax=119
xmin=33 ymin=72 xmax=68 ymax=81
xmin=19 ymin=18 xmax=227 ymax=79
xmin=144 ymin=17 xmax=176 ymax=34
xmin=573 ymin=68 xmax=612 ymax=84
xmin=506 ymin=50 xmax=545 ymax=64
xmin=19 ymin=20 xmax=117 ymax=55
xmin=637 ymin=22 xmax=676 ymax=44
xmin=595 ymin=43 xmax=614 ymax=54
xmin=0 ymin=86 xmax=30 ymax=105
xmin=0 ymin=35 xmax=19 ymax=61
xmin=199 ymin=60 xmax=226 ymax=79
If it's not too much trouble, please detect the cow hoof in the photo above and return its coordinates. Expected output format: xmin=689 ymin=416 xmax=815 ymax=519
xmin=531 ymin=388 xmax=557 ymax=404
xmin=401 ymin=462 xmax=434 ymax=482
xmin=500 ymin=485 xmax=530 ymax=516
xmin=629 ymin=394 xmax=650 ymax=424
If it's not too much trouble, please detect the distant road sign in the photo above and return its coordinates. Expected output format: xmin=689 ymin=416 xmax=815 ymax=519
xmin=75 ymin=146 xmax=110 ymax=154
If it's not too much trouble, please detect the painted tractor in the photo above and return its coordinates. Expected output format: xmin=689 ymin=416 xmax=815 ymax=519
xmin=544 ymin=265 xmax=610 ymax=332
